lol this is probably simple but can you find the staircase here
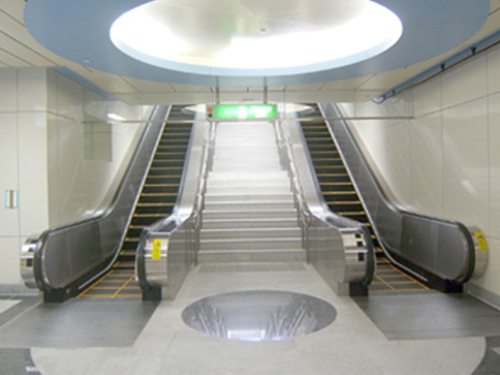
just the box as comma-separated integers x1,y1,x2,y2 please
198,122,306,263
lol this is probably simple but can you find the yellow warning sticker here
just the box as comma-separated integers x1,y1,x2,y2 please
474,232,488,252
152,239,162,260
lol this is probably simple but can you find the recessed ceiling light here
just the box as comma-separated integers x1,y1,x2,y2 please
109,0,403,76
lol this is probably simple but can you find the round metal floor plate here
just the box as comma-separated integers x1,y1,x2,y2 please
181,290,337,342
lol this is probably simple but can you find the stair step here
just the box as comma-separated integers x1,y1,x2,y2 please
204,193,294,203
202,209,297,220
205,186,292,195
198,249,306,263
200,227,302,240
203,201,295,211
207,179,290,189
200,237,302,250
207,171,289,179
202,218,299,229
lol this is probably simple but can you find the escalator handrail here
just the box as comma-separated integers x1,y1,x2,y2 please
321,102,485,283
25,105,170,292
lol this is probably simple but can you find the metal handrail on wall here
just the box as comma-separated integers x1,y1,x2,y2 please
320,102,488,290
20,106,171,301
275,118,375,295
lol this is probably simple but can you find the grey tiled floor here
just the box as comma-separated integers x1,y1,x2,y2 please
353,292,500,340
0,263,497,375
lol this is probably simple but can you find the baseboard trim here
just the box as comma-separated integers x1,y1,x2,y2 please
468,283,500,311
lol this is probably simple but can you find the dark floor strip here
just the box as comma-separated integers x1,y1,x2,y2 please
0,299,158,348
472,336,500,374
353,293,500,341
0,298,40,330
0,349,41,375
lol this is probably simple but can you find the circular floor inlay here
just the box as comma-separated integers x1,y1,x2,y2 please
181,290,337,342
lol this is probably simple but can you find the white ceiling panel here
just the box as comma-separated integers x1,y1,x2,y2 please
0,48,32,67
0,13,61,67
0,32,55,66
0,3,24,24
169,84,212,93
120,77,176,93
285,83,327,92
68,67,140,95
320,76,373,91
490,0,500,12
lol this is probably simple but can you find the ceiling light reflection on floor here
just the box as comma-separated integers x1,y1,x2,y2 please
110,0,403,76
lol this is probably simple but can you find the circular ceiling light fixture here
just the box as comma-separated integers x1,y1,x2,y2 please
110,0,403,77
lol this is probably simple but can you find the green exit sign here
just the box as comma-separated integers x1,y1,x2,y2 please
207,104,277,120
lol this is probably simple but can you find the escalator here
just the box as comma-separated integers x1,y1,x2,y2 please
298,103,486,293
78,106,194,298
299,105,427,293
299,105,379,252
21,105,195,301
117,110,193,269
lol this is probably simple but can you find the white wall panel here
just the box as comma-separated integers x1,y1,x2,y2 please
487,45,500,95
442,98,489,232
47,114,60,227
0,113,19,235
489,93,500,240
47,70,58,114
18,68,47,111
441,55,488,109
382,122,412,205
409,113,443,216
0,113,18,186
413,77,441,117
57,75,83,122
18,112,49,235
0,69,17,112
55,116,87,225
0,237,22,284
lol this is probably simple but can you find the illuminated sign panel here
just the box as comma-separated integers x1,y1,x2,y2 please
207,104,277,120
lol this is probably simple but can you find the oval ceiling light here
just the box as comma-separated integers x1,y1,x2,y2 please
110,0,403,76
